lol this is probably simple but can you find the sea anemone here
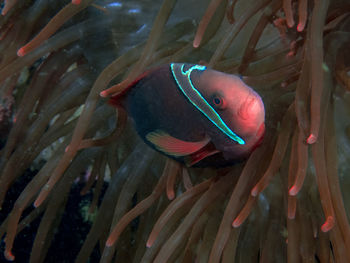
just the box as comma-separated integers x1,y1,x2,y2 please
0,0,350,262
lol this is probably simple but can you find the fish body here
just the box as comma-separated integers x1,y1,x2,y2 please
109,63,265,167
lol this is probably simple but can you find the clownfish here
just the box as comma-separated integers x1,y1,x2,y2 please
108,63,265,167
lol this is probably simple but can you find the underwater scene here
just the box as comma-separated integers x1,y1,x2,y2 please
0,0,350,262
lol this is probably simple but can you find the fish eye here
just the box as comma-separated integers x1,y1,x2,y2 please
212,94,226,110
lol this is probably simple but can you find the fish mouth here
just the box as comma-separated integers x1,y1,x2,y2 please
237,122,265,155
255,122,265,144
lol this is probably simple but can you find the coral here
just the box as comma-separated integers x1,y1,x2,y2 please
0,0,350,262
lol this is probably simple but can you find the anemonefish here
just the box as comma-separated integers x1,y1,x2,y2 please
108,63,265,167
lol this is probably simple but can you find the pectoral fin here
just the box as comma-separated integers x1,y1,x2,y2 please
146,130,210,157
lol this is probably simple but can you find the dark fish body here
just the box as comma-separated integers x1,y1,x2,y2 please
109,63,265,167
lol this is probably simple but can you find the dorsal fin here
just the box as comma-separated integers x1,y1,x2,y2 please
108,70,151,107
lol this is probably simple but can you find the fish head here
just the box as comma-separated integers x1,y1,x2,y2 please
196,69,265,157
